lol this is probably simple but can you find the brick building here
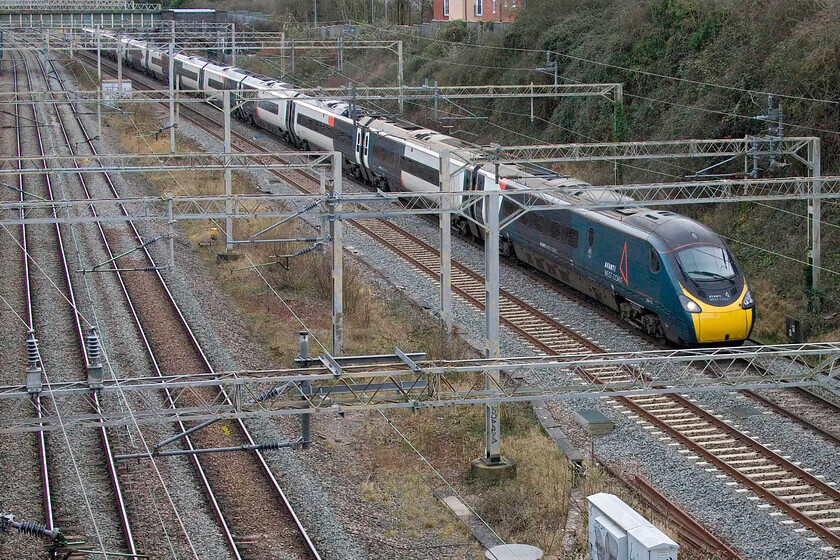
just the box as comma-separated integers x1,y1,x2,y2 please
432,0,518,22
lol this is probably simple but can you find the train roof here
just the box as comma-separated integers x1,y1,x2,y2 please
607,208,723,251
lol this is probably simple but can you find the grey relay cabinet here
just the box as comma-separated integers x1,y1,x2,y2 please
588,493,678,560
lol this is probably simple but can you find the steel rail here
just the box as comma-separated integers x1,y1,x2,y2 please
68,45,321,560
34,44,241,560
10,48,55,538
19,44,139,558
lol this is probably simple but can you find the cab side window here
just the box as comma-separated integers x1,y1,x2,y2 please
650,247,660,273
588,228,594,247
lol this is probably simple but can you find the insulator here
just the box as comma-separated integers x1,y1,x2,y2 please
254,384,283,402
0,514,62,541
86,327,101,367
26,331,40,370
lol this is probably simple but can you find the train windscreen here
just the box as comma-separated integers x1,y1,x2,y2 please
676,245,735,281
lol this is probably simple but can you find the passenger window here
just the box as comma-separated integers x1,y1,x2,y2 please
565,228,579,248
588,228,594,247
650,248,660,273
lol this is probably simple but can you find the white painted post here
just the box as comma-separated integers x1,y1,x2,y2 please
168,198,175,269
530,81,534,122
397,40,404,114
117,37,122,94
330,153,344,354
439,150,452,336
224,90,233,253
169,36,175,154
231,23,236,66
484,181,501,463
320,169,328,249
809,137,822,293
280,32,286,78
96,27,102,142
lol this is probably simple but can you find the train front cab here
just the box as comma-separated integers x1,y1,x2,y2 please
666,243,755,345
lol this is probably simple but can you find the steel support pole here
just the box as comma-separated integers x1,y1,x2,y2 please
397,41,404,115
433,81,439,120
299,331,312,449
280,33,285,78
168,39,175,154
530,82,534,123
231,23,236,66
809,137,822,293
168,198,175,269
338,36,343,73
439,150,452,336
319,168,327,249
484,187,501,463
290,39,295,76
117,39,122,93
96,27,102,142
330,154,343,354
224,90,233,253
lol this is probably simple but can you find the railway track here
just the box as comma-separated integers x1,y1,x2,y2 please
12,46,133,558
18,40,322,559
68,40,840,555
351,220,840,550
0,46,55,560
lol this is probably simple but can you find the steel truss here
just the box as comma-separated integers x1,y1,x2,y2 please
0,0,160,10
0,174,832,227
0,343,837,434
2,151,333,177
0,84,619,105
487,137,816,165
2,33,398,53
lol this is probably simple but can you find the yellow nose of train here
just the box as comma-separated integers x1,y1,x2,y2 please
682,285,754,343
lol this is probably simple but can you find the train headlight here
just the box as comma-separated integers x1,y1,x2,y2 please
679,295,702,314
742,288,754,309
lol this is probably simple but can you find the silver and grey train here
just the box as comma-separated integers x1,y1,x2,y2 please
81,28,755,346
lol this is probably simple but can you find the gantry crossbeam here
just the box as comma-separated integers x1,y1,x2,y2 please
2,151,334,176
486,137,816,165
1,36,397,52
0,84,620,105
302,83,621,103
0,175,832,227
0,0,161,10
0,344,837,433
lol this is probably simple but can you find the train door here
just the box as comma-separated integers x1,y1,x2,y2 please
198,63,208,94
645,243,664,308
354,127,371,182
285,100,300,147
235,78,250,120
461,165,483,238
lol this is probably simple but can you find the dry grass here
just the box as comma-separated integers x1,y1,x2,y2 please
353,402,578,556
475,427,572,553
